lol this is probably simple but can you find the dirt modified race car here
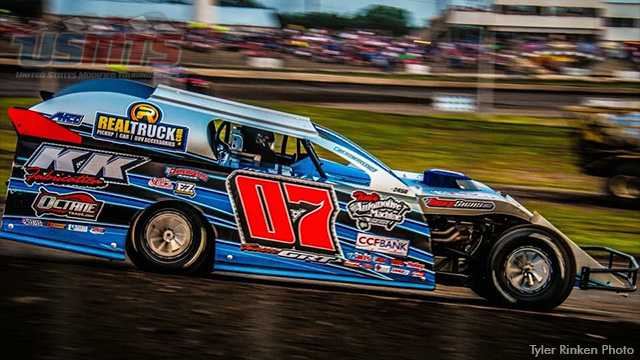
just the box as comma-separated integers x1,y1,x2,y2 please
1,79,637,310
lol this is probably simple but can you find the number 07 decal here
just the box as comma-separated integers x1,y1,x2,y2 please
227,171,342,257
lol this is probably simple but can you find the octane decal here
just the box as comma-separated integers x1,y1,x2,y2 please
422,197,495,211
227,170,341,258
355,233,410,257
31,188,104,221
24,144,148,188
347,191,410,231
93,101,189,152
165,167,208,182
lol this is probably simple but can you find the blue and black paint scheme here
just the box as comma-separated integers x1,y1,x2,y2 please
0,79,436,290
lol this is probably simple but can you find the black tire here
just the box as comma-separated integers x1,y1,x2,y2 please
484,226,576,311
127,204,213,275
606,163,640,202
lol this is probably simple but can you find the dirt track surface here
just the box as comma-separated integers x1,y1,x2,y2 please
1,241,638,360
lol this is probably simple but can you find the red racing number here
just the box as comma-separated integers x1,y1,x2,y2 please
228,171,341,256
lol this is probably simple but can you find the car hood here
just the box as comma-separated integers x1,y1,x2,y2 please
393,169,533,221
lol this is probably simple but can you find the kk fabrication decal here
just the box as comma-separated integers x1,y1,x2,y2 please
23,144,148,188
93,102,189,152
347,191,410,231
32,188,104,221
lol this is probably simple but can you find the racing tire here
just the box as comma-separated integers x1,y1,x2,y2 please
606,164,640,202
484,226,576,311
127,205,213,275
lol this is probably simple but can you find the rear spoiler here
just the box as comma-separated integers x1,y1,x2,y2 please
8,108,81,144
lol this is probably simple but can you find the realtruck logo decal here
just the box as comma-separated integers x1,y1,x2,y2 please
347,191,410,231
93,102,189,152
11,16,182,67
32,188,104,221
24,144,148,189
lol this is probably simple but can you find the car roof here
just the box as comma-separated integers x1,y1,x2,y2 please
50,79,319,140
150,84,318,139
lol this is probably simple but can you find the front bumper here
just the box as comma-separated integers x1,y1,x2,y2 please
578,246,639,292
531,212,639,293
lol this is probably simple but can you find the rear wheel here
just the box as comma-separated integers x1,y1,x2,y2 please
483,226,576,311
128,205,213,275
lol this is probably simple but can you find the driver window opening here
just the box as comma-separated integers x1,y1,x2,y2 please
208,120,313,177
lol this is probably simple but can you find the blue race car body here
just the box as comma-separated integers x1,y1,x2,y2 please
1,79,636,309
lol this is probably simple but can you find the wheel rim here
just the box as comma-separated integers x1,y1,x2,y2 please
504,246,553,294
609,175,640,199
144,211,193,259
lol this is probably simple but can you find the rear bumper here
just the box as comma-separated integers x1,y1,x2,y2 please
578,246,638,292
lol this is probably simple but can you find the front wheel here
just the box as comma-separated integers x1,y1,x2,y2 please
128,205,213,275
485,226,576,311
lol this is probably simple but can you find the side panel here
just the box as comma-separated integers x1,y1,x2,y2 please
1,95,436,290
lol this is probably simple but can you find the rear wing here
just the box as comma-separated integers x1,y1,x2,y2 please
8,108,81,144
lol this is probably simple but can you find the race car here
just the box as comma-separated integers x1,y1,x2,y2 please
1,79,637,311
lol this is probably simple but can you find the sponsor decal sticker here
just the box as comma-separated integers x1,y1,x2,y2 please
48,112,84,126
278,250,338,264
360,263,374,269
422,197,495,211
390,268,410,276
67,224,88,233
90,227,106,235
148,177,174,190
24,144,148,189
93,102,189,152
241,243,279,254
32,188,104,221
343,260,361,268
174,181,196,197
374,264,391,273
240,244,338,264
412,271,425,278
390,259,405,267
347,191,410,231
373,256,387,264
332,146,377,173
21,218,43,227
165,167,208,182
406,261,425,270
347,252,372,262
45,222,66,229
355,233,410,257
